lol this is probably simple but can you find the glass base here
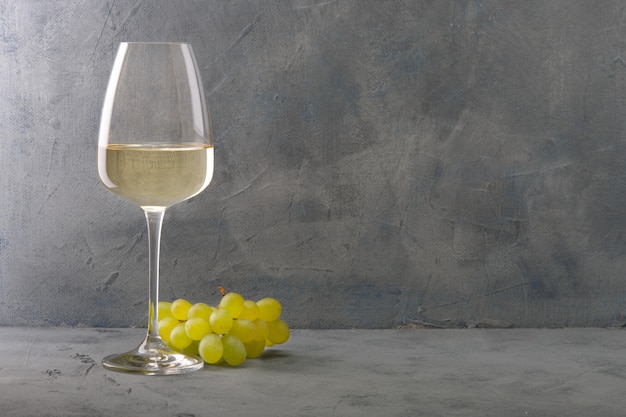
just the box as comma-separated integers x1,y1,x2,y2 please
102,335,204,375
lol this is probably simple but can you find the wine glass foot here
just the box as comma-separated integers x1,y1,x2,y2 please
102,337,203,375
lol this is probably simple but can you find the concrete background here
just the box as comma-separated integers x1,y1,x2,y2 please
1,0,626,329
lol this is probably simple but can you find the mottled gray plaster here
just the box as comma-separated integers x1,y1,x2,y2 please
1,1,626,328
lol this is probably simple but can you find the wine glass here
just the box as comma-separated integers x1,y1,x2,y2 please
97,42,213,375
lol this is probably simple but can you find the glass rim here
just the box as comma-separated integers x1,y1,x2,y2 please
120,41,191,46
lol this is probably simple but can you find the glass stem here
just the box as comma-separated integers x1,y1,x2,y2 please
144,207,166,339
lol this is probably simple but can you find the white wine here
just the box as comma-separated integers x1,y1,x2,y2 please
98,143,214,208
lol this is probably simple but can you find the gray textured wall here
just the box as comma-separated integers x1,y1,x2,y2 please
1,0,626,329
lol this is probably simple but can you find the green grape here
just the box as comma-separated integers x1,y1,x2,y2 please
170,322,193,350
228,319,255,343
267,319,290,344
256,297,282,322
158,317,180,343
187,302,214,321
162,292,288,362
158,301,174,320
253,318,269,341
244,339,265,358
209,308,233,334
198,333,223,364
219,292,245,318
180,340,200,356
238,300,260,320
185,317,211,340
171,298,193,321
222,335,246,366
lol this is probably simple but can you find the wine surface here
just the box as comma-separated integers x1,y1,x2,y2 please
99,143,214,208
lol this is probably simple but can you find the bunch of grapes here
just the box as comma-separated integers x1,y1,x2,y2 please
157,290,290,366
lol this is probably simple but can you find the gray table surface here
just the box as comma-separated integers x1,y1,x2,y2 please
0,327,624,416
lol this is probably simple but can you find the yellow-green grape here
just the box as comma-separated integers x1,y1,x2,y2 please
169,322,193,350
180,340,200,356
170,298,193,321
228,319,255,343
256,297,282,322
265,339,275,348
199,333,223,364
158,301,174,320
222,335,246,366
209,308,233,334
238,300,260,320
158,317,180,343
244,339,265,358
267,319,290,344
187,302,214,321
219,292,245,318
185,317,211,341
253,318,269,341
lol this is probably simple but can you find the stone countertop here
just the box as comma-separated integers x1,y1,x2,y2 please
0,327,624,416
